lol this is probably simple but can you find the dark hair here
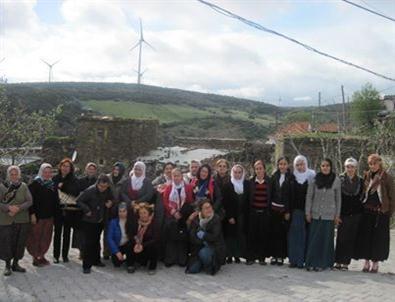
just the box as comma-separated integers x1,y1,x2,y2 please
58,158,75,175
97,173,110,184
198,199,212,211
197,164,212,180
277,156,290,165
163,162,176,172
321,158,333,170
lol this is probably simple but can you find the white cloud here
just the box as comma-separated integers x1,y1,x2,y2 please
0,0,394,106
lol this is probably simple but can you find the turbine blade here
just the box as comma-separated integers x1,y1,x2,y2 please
143,40,155,51
41,59,51,66
52,59,61,66
130,41,140,51
0,57,5,64
140,18,143,40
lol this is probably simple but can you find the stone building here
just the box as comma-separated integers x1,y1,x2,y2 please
75,115,159,170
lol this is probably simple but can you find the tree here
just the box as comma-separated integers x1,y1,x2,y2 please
350,83,383,130
0,86,56,165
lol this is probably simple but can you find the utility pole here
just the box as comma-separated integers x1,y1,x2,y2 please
318,91,321,108
341,85,346,132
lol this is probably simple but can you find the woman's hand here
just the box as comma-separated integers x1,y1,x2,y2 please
31,214,37,225
134,244,143,254
228,218,236,224
284,213,290,221
86,211,92,217
116,252,124,261
335,216,342,226
174,212,182,220
305,214,312,223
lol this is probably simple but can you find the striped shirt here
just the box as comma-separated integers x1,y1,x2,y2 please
252,178,268,209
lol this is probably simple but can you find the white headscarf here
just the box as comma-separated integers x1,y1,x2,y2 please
37,163,53,180
231,164,245,195
169,180,186,211
130,161,146,191
6,165,21,182
344,157,358,167
293,155,316,185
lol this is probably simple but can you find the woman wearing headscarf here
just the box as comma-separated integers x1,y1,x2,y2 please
334,158,364,270
288,155,315,269
191,164,223,217
26,163,59,267
305,158,341,271
269,157,294,266
222,164,249,264
0,166,32,276
121,161,154,207
108,162,128,204
79,162,98,192
162,168,194,266
245,160,272,265
355,154,395,273
53,158,82,263
186,200,226,275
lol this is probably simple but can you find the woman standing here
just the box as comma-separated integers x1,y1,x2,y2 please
356,154,395,273
214,159,230,194
245,160,271,265
334,158,363,270
222,164,249,264
0,166,32,276
186,200,226,275
152,162,175,192
269,157,294,266
79,162,98,192
162,168,195,267
53,158,81,263
108,162,128,205
27,163,58,267
191,164,222,216
305,158,341,271
120,161,154,206
288,155,315,268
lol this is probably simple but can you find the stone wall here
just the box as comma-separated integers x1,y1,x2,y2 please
75,116,159,170
173,136,246,150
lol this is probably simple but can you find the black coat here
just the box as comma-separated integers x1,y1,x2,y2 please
269,170,295,212
28,180,59,220
79,176,97,192
126,213,160,249
188,214,226,274
76,185,114,224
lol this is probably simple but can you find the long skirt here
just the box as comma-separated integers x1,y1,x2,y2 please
270,210,288,259
246,208,271,261
163,217,189,266
26,218,54,259
0,223,31,261
224,214,246,258
288,209,307,267
355,210,390,262
335,214,361,265
305,219,334,269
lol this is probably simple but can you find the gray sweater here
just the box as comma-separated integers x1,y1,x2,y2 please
305,177,341,220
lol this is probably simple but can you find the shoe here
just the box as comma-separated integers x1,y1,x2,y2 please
94,262,106,267
270,258,277,265
246,260,254,265
33,259,44,267
54,258,60,264
341,265,348,271
62,257,69,263
41,258,50,266
313,267,323,272
362,264,370,273
334,264,341,270
259,259,267,266
148,269,156,275
226,257,233,264
12,263,26,273
3,267,11,276
277,259,284,266
83,268,91,274
127,266,136,274
306,267,313,271
234,257,241,264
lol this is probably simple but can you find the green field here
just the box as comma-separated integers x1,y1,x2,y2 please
83,100,274,125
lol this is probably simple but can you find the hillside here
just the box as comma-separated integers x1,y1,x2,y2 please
3,82,281,140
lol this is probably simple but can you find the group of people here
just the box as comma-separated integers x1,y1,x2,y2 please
0,153,394,277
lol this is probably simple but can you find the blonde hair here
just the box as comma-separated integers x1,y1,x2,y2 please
216,159,230,169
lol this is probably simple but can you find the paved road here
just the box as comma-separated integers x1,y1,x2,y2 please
1,231,394,302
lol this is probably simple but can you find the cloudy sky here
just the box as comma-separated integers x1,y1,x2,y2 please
0,0,394,106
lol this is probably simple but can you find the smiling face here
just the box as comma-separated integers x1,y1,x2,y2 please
172,169,183,185
42,167,53,181
201,202,213,218
112,166,120,177
216,161,228,177
86,165,97,177
254,162,265,179
138,208,151,222
345,164,356,177
199,167,209,181
278,159,289,174
232,166,243,180
60,162,71,176
320,160,331,175
368,160,380,173
164,164,174,178
9,168,20,183
190,162,200,177
295,159,306,173
134,165,143,177
97,182,109,192
118,207,128,220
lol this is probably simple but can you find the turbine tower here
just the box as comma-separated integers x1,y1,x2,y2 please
41,59,60,83
130,19,154,84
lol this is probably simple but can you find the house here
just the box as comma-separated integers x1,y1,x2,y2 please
383,95,395,112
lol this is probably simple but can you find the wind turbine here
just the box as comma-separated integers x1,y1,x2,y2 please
0,57,5,64
130,19,155,84
41,59,60,83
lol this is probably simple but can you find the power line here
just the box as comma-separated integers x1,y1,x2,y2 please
341,0,395,22
196,0,395,82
